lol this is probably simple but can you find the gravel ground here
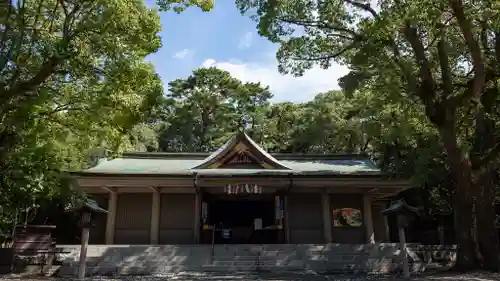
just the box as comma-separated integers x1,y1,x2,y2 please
1,271,500,281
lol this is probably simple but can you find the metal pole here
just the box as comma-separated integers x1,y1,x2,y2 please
78,212,91,280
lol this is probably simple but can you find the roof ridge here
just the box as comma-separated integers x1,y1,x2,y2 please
122,152,209,159
122,151,371,160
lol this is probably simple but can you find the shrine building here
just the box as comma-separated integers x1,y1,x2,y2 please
71,131,412,245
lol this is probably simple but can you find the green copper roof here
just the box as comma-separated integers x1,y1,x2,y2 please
75,132,382,177
78,156,381,176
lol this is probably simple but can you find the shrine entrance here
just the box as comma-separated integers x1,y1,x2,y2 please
201,193,284,244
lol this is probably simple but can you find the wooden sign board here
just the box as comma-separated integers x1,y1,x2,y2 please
225,184,262,195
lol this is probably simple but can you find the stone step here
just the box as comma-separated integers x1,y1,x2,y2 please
213,258,257,262
55,244,455,277
202,266,255,272
212,255,255,260
211,261,256,265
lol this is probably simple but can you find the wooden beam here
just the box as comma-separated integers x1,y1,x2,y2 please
101,186,116,193
147,186,160,193
373,193,397,199
76,177,194,188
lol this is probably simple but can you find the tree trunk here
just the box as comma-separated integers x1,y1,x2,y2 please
440,126,479,271
475,169,500,271
472,89,500,271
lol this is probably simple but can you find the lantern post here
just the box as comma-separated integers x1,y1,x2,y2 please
381,199,420,280
67,198,107,280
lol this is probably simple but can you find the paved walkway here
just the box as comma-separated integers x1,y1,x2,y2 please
2,271,499,281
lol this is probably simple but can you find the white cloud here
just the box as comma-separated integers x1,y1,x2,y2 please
238,32,254,50
172,48,194,60
201,57,349,102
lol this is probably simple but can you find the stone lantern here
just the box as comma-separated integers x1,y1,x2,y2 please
381,199,420,279
66,198,107,280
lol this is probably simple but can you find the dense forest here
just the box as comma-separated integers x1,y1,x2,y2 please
1,0,499,272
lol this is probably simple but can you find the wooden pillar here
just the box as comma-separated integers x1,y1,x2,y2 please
194,192,201,244
284,195,290,244
363,194,375,244
321,189,332,243
105,189,117,244
437,215,445,245
150,187,160,244
275,194,285,243
384,214,391,242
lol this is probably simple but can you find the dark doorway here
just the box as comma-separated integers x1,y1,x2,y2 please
205,196,280,244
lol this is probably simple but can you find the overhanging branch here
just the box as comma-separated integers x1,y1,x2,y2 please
403,24,437,101
277,17,359,38
452,68,500,106
343,0,379,19
449,0,486,99
2,56,60,100
1,0,84,103
438,37,453,97
290,41,358,62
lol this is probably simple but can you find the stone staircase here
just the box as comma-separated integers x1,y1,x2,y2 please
205,246,257,271
203,245,303,272
55,244,456,277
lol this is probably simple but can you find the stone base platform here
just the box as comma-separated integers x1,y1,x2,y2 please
55,244,456,277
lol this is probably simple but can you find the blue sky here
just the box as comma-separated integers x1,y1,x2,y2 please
144,1,349,102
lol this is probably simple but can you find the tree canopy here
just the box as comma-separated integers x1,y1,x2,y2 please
157,67,272,152
234,0,500,270
0,0,163,239
157,0,214,12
